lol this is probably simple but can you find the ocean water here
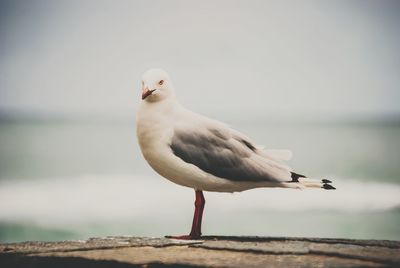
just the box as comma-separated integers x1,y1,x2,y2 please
0,119,399,243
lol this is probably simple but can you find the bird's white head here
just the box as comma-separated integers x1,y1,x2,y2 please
140,69,174,102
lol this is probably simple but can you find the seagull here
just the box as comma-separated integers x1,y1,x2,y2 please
136,68,335,240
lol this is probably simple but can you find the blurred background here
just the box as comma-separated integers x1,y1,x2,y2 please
0,0,399,243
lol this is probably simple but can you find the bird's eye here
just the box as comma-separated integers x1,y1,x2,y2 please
158,80,164,86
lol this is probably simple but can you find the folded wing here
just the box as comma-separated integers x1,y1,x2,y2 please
170,124,292,183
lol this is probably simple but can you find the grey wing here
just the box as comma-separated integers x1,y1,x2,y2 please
170,126,291,182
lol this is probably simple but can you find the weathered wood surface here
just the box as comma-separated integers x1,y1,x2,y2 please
1,236,399,267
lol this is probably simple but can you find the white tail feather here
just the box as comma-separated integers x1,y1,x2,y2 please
298,177,324,189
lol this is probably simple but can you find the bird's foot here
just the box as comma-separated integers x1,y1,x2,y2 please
165,234,202,240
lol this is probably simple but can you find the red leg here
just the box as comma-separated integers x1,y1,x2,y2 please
166,190,205,240
189,190,205,238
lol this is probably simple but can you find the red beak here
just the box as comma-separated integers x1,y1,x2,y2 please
142,87,155,100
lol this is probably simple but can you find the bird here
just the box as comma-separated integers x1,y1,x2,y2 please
136,68,335,240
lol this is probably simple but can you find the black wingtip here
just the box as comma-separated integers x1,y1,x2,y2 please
290,172,306,182
322,183,336,190
322,179,332,184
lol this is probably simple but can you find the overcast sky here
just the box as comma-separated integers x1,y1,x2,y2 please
0,0,399,121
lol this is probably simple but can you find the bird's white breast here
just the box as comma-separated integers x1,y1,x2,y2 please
136,99,194,187
136,100,175,159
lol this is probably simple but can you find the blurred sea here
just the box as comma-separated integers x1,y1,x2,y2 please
0,117,399,242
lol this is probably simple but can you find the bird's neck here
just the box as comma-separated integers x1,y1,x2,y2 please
141,95,181,115
137,96,181,132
